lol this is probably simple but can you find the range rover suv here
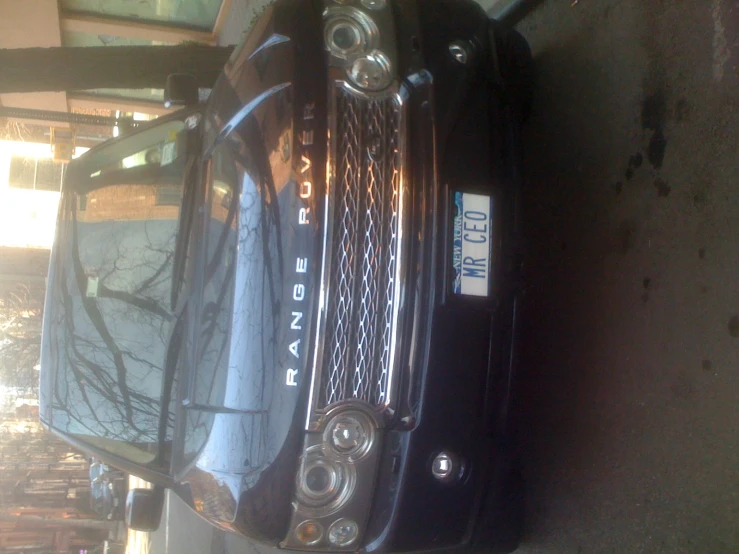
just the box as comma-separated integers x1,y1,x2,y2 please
39,0,532,552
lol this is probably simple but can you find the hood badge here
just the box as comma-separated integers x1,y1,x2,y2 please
286,102,316,388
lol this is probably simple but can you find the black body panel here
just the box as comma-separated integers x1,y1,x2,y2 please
177,0,330,542
363,1,524,551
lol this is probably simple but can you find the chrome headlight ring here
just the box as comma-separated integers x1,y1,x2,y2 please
328,518,360,547
324,6,379,60
323,4,397,92
296,446,357,514
347,50,393,91
323,410,376,461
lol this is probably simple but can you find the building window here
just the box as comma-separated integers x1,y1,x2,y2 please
9,157,66,192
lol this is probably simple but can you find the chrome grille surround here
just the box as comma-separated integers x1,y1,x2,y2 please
307,78,406,429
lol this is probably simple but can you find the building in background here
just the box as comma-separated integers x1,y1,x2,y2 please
0,411,117,554
0,0,233,118
0,140,90,249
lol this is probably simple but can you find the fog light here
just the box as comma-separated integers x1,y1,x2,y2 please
448,41,471,65
327,518,359,547
432,451,462,482
295,520,323,545
348,51,392,91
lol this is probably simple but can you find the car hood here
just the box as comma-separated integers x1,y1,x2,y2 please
177,0,327,542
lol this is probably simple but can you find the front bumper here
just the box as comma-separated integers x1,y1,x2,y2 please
359,1,523,551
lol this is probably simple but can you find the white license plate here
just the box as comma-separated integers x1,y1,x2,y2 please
452,192,493,297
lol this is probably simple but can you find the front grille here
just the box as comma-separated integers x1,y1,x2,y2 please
318,85,403,410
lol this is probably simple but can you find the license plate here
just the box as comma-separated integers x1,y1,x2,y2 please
452,192,493,297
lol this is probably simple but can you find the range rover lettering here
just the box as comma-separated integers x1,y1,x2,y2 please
39,0,533,552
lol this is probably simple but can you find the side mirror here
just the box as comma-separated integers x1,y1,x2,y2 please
125,486,166,532
164,74,198,108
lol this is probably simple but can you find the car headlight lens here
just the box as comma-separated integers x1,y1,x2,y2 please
328,518,359,547
296,448,356,511
324,411,374,460
295,520,324,545
324,7,379,60
298,458,339,506
305,462,335,496
348,51,392,91
282,407,379,550
325,18,363,59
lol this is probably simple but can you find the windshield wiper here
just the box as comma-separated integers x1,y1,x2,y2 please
170,132,204,310
155,304,186,463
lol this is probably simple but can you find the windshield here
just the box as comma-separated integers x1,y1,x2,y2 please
47,114,200,470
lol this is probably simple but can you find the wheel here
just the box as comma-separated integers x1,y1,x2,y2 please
489,21,534,123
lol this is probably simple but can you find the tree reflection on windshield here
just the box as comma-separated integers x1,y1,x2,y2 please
49,118,189,467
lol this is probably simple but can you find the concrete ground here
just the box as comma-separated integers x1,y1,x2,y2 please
149,1,739,554
514,0,739,552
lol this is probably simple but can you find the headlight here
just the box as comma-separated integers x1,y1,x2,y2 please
323,2,396,92
325,18,364,59
296,447,356,511
327,518,359,547
295,520,324,546
324,6,379,60
324,410,375,460
301,459,339,503
282,406,381,550
348,51,393,91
